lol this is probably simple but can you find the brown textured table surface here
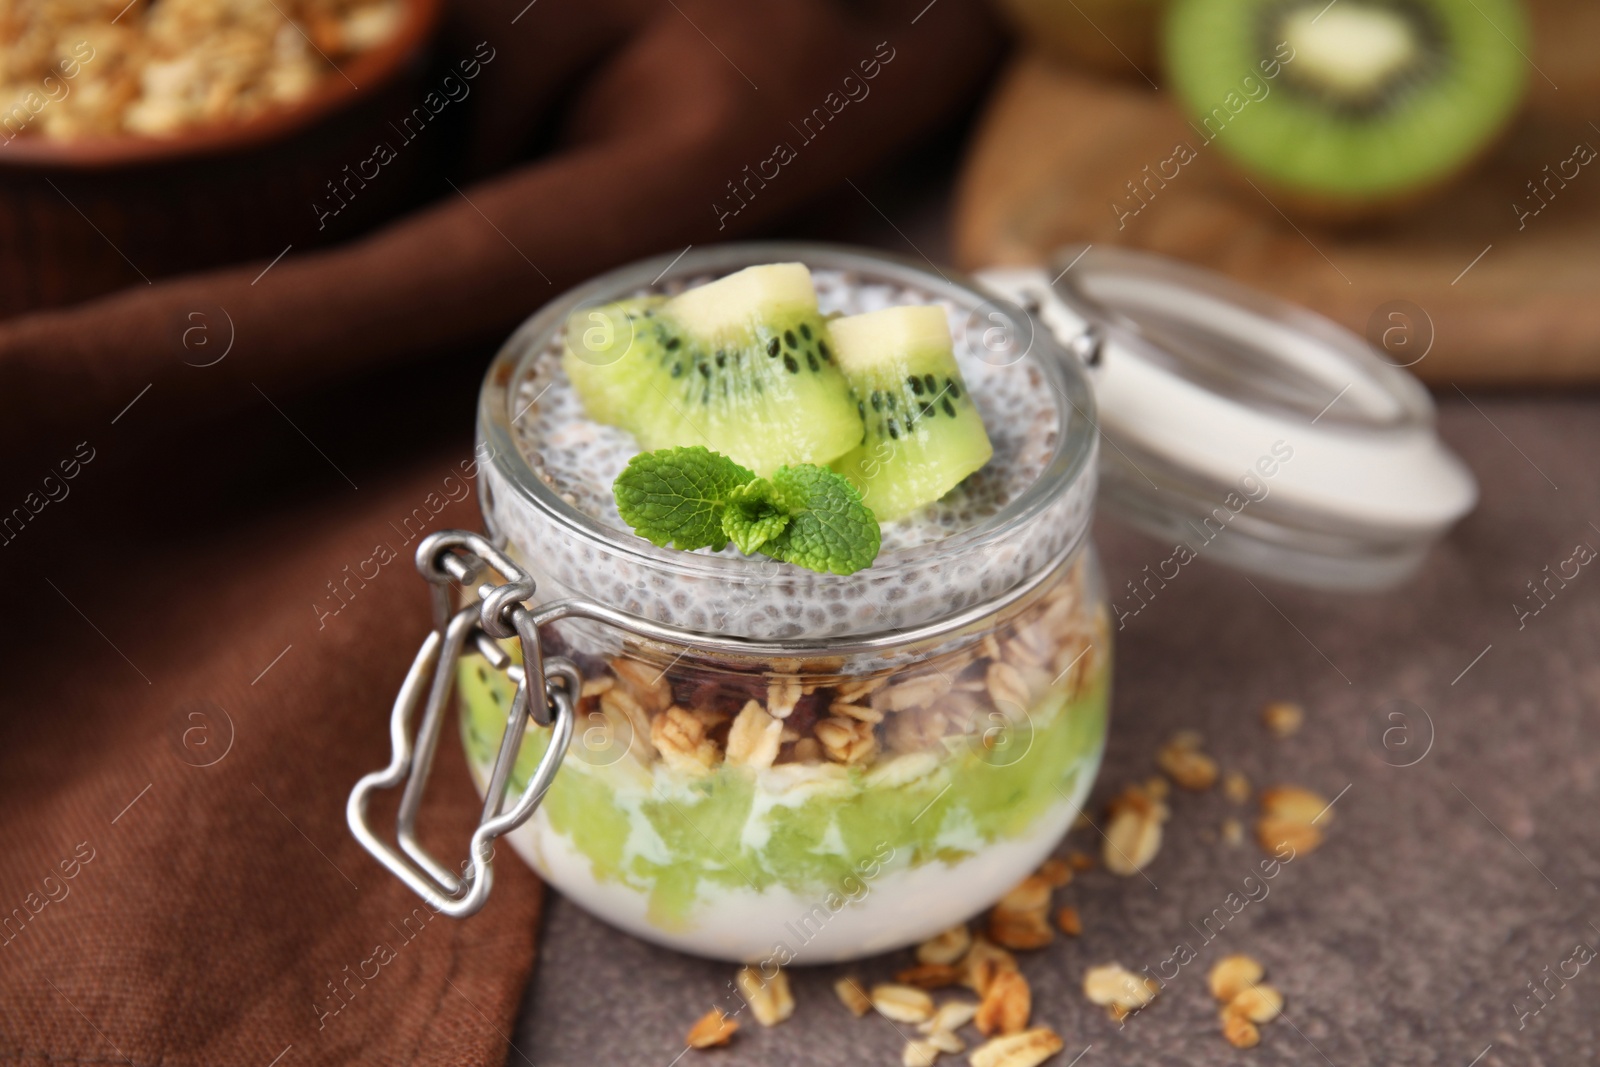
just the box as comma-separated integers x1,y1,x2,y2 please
511,394,1600,1067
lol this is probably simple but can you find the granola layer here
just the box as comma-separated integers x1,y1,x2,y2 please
458,555,1110,928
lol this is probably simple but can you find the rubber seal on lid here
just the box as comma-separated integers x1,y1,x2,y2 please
977,246,1477,590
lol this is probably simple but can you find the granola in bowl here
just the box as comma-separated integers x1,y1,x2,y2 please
0,0,405,140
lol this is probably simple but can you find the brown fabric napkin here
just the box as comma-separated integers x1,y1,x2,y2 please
0,0,998,468
0,2,1001,1063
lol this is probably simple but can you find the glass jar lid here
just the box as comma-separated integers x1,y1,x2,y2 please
976,246,1476,590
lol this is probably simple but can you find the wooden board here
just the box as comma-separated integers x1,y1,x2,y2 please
952,55,1600,385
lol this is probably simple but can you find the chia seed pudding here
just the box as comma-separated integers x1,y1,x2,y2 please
484,267,1097,643
460,247,1112,962
517,270,1059,554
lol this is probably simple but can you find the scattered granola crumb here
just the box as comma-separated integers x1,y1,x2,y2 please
1209,954,1285,1047
1229,984,1285,1024
1065,850,1095,871
1156,732,1219,791
896,963,964,989
1208,955,1264,1002
904,1038,942,1067
989,908,1053,951
975,969,1031,1036
834,976,872,1017
1054,905,1082,937
969,1028,1064,1067
917,925,973,966
920,1000,979,1035
687,1008,738,1048
1259,785,1331,825
1102,785,1167,876
1222,770,1252,805
960,937,1018,995
1256,816,1324,855
1221,1010,1261,1048
994,875,1052,915
1036,858,1072,888
987,913,1053,952
1221,817,1245,847
1082,963,1159,1012
1262,701,1304,739
1167,728,1204,749
1255,785,1331,855
735,966,794,1027
871,983,936,1023
987,874,1055,950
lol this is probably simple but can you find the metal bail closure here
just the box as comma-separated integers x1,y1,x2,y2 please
976,248,1478,591
346,530,576,918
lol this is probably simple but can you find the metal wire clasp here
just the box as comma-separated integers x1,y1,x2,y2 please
346,530,576,918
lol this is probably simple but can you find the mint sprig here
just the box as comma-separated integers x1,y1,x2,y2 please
614,446,881,575
722,480,792,555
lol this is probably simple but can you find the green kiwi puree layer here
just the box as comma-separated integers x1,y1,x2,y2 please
458,656,1108,928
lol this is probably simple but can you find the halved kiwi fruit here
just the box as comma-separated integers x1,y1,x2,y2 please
563,264,862,476
828,306,994,521
1163,0,1530,212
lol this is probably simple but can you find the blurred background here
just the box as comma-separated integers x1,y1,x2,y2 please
1,1,1595,1065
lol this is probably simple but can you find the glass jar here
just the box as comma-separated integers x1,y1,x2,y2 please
349,242,1476,964
467,245,1104,962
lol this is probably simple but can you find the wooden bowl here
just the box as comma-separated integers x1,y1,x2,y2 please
0,0,443,319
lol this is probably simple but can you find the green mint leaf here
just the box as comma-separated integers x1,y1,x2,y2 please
721,480,791,555
761,465,882,575
613,450,881,575
613,446,756,552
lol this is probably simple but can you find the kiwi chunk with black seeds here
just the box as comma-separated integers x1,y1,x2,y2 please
828,305,993,521
562,264,862,475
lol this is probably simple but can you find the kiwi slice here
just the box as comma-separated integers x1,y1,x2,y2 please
1164,0,1529,209
563,264,862,475
828,306,993,522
